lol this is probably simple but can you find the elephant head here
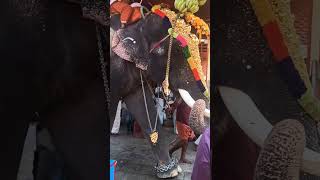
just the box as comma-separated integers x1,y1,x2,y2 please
110,10,210,117
110,14,150,70
140,11,210,117
214,0,320,178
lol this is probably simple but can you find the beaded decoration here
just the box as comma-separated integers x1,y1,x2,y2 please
152,7,210,99
250,0,320,121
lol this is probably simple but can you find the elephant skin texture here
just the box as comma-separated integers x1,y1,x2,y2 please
254,119,305,180
189,99,209,136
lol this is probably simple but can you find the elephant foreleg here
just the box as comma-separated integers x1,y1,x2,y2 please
45,81,107,180
123,87,178,172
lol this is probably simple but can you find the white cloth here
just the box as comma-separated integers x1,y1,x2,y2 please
194,134,203,145
130,2,141,8
110,0,116,5
111,100,122,134
173,109,178,134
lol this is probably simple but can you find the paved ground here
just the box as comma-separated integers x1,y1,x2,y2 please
110,125,197,180
17,122,196,180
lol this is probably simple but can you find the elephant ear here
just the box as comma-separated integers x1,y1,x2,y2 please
111,28,150,71
111,30,133,62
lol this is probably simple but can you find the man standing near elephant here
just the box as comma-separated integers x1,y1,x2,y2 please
168,97,195,164
155,86,166,125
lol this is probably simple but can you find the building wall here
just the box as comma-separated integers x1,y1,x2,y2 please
291,0,313,72
200,42,208,79
290,0,320,98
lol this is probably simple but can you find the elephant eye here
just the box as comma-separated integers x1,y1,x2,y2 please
122,37,136,44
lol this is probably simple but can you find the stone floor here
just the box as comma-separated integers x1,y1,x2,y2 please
110,126,197,180
18,124,196,180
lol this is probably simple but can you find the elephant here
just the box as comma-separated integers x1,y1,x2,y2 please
109,10,211,178
1,0,109,179
213,0,320,179
1,1,114,179
0,0,209,178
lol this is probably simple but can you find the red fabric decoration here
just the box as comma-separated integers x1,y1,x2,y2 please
192,69,201,81
176,35,188,47
154,9,166,19
262,21,289,62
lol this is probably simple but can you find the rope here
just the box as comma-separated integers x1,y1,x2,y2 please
140,70,159,131
149,34,170,53
140,6,150,19
162,15,179,96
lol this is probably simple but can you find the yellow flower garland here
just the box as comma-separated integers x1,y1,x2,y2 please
250,0,320,121
267,0,320,121
184,12,210,37
161,8,208,94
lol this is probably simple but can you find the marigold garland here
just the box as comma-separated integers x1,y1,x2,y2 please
250,0,320,121
267,0,320,121
184,12,210,37
152,6,210,99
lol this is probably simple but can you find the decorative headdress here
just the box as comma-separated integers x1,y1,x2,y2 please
151,6,210,99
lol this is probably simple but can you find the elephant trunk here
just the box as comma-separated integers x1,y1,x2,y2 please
188,99,209,136
254,119,305,180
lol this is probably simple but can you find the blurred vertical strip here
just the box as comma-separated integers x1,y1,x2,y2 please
290,0,313,74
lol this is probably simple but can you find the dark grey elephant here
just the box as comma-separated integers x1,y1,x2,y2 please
1,0,109,179
213,0,320,179
109,12,210,178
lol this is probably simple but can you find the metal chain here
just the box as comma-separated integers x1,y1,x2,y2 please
165,35,173,80
162,15,178,96
154,158,178,173
96,25,110,110
140,70,159,132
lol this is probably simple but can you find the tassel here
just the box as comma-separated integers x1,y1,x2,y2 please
276,57,307,98
182,47,191,59
196,80,206,93
176,35,187,47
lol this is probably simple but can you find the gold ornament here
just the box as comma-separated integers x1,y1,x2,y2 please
162,78,170,96
161,8,206,86
150,130,158,145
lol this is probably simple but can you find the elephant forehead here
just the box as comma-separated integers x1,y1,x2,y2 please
112,42,131,61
